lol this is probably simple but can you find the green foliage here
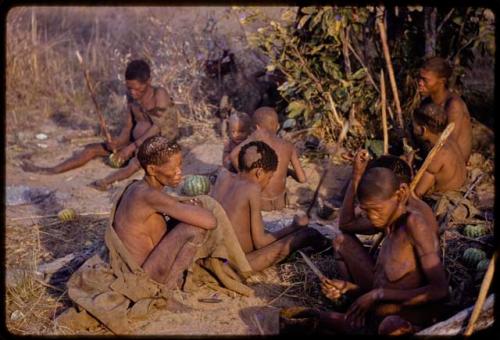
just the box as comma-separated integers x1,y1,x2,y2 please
237,6,495,147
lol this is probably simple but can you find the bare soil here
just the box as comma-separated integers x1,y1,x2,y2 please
5,114,352,336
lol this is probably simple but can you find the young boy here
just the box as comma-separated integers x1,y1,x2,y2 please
317,150,449,334
113,135,216,288
229,106,306,211
412,102,466,198
22,59,178,191
418,56,472,161
212,141,327,272
222,111,252,172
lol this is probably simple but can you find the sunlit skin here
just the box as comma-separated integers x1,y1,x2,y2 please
229,107,307,211
411,117,466,197
222,116,252,171
126,79,151,101
21,61,177,192
113,148,217,288
316,149,448,334
417,68,472,161
229,118,250,145
211,145,327,272
144,152,183,189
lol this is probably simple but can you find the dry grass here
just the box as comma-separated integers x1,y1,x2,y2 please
5,216,107,335
6,7,263,137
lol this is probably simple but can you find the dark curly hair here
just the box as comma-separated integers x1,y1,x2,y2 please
413,102,447,134
421,57,453,81
125,59,151,83
238,141,278,173
137,136,181,169
357,167,401,202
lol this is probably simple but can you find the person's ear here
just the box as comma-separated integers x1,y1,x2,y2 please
146,164,157,176
254,168,263,179
395,183,410,204
421,126,428,138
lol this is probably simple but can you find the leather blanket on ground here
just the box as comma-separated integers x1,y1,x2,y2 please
58,183,252,334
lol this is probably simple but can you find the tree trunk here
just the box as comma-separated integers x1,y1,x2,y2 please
424,7,437,57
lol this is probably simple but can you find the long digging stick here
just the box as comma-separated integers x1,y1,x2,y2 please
75,51,114,152
377,8,409,150
464,251,496,336
306,121,349,218
380,69,389,155
369,122,456,255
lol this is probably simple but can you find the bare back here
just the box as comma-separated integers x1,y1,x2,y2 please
433,140,466,192
113,181,169,266
444,94,472,161
211,169,257,253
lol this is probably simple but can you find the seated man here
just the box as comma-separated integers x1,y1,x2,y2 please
317,150,449,334
113,135,216,289
412,102,466,198
212,140,327,272
418,56,472,162
22,59,178,191
222,111,252,172
229,106,306,211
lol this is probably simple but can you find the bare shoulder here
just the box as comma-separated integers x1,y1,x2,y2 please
445,94,467,114
406,203,438,238
153,86,172,105
244,179,261,198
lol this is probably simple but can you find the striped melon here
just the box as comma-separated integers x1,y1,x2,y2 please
476,258,490,272
107,153,124,168
181,175,211,197
462,248,487,268
463,225,487,238
58,208,77,222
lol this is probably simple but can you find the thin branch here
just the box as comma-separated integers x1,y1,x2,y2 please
436,9,455,34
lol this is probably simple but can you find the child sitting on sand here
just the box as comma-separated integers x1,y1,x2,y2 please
229,106,306,211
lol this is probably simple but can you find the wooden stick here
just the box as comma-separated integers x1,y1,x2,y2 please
75,51,114,152
376,8,410,150
306,121,349,217
380,69,389,155
464,251,496,335
410,122,455,192
369,122,455,254
377,9,403,131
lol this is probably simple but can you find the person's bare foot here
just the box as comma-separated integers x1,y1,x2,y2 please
21,161,53,174
88,180,111,191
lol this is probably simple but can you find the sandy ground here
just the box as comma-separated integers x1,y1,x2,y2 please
5,115,353,335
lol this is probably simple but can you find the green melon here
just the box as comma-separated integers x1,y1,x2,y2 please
462,248,487,268
108,153,124,168
58,208,77,222
476,258,490,272
463,225,487,238
181,175,211,196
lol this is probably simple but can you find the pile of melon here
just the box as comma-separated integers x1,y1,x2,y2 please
460,224,491,273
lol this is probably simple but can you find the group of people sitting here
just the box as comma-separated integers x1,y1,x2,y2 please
24,56,473,335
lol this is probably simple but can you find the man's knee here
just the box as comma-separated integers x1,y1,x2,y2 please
332,232,346,252
378,315,414,335
182,224,207,245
